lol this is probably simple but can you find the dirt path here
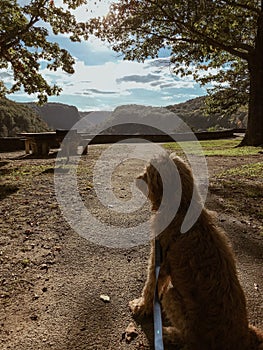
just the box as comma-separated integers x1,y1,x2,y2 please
0,145,262,350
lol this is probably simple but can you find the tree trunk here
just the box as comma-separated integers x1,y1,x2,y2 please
240,12,263,146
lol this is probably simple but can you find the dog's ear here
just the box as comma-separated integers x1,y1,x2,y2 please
136,171,149,197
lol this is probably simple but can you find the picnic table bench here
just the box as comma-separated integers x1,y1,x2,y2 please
17,132,58,156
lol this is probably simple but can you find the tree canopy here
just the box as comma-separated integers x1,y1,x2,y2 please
0,0,89,103
88,0,263,145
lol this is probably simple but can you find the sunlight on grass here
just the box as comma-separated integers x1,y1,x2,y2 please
7,164,54,179
164,138,262,156
216,162,263,178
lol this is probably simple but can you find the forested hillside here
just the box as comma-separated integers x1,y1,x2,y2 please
0,98,49,137
167,96,247,131
0,96,248,138
28,102,80,130
92,97,248,134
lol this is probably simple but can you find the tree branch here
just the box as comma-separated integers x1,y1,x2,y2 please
222,0,261,15
142,1,251,60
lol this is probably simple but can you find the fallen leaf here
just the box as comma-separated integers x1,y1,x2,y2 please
254,283,259,291
124,322,138,343
100,294,110,303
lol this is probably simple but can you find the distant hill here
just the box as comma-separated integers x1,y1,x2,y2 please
166,96,247,131
78,111,112,132
0,98,49,137
27,102,80,130
91,97,248,135
1,96,247,138
97,104,187,134
79,111,112,126
0,99,82,137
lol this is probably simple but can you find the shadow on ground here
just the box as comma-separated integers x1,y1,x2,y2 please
0,183,19,200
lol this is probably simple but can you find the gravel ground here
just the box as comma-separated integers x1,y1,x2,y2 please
0,145,262,350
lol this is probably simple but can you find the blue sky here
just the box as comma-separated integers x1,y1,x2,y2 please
7,1,207,111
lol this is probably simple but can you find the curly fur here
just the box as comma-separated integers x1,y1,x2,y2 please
129,153,263,350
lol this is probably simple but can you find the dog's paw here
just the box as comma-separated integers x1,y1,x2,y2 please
129,297,152,317
162,326,183,347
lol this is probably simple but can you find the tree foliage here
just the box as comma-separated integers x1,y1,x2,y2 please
88,1,258,62
203,59,249,120
0,0,89,103
88,0,263,145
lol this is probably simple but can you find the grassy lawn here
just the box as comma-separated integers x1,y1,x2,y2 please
164,137,262,156
216,162,263,178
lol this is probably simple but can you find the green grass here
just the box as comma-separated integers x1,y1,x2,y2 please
164,138,262,156
6,164,53,177
217,162,263,178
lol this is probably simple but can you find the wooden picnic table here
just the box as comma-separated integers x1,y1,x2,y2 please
17,132,57,156
17,130,80,156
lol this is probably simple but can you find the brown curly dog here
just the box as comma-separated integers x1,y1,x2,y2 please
129,153,263,350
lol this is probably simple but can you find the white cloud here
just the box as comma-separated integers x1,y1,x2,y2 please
53,0,113,22
161,96,174,101
6,54,206,110
71,0,113,20
41,57,181,95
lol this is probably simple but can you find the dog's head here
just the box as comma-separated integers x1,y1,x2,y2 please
136,153,197,213
136,160,163,211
